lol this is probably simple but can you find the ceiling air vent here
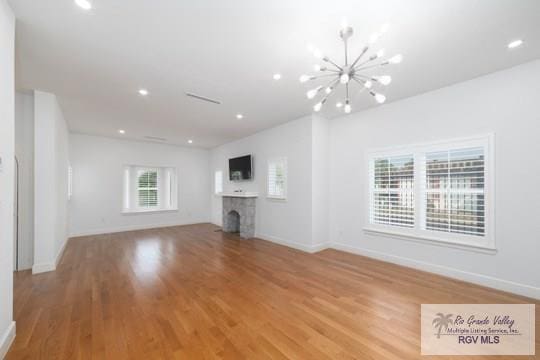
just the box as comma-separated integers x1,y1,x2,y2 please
185,92,221,105
143,136,167,141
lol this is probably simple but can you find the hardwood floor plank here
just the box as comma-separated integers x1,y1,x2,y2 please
7,223,539,359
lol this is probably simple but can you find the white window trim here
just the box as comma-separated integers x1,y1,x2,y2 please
267,157,288,200
364,133,495,252
122,165,178,214
214,169,223,195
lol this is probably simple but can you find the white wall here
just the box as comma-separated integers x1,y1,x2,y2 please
329,60,540,299
311,115,329,249
210,116,324,252
15,91,34,270
0,0,16,356
33,91,70,273
69,134,211,236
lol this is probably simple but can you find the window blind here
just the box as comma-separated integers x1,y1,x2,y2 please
422,147,485,236
268,158,287,199
215,170,223,194
370,155,414,228
137,169,159,208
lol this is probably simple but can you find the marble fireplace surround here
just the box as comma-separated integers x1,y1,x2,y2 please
222,193,257,239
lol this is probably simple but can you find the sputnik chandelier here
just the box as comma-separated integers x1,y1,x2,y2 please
300,22,402,113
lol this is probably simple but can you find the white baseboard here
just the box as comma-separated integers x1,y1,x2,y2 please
311,242,330,253
0,321,15,359
255,233,329,254
32,236,69,275
69,221,209,238
55,238,68,267
32,262,55,274
331,242,540,300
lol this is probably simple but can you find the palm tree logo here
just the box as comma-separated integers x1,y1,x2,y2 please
432,313,453,339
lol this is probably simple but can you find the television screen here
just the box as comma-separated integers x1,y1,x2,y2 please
229,155,252,181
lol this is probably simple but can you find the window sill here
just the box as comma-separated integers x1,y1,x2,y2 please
363,226,497,255
267,196,287,201
122,208,178,215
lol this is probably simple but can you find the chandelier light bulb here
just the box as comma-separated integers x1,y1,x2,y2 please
299,74,311,83
373,92,386,104
377,75,392,85
325,86,333,94
388,54,403,64
313,48,323,59
313,102,323,112
364,80,373,89
508,39,523,49
376,49,385,58
341,17,349,29
344,103,352,113
336,102,343,108
313,64,321,71
340,73,350,84
306,86,322,99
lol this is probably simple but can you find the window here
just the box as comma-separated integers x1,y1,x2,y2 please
214,170,223,194
68,165,73,200
137,169,159,208
267,158,287,199
123,165,177,213
422,147,485,237
367,135,494,250
370,154,414,228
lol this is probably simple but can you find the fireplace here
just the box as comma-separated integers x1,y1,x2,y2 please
225,210,240,233
222,193,257,239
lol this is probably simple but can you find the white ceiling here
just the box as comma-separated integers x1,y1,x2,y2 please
10,0,540,148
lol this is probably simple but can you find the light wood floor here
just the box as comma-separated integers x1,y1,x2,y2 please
7,223,539,359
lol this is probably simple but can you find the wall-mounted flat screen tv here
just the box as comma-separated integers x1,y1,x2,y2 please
229,155,252,181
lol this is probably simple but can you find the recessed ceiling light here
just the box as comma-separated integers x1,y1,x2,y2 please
273,73,282,80
74,0,92,10
336,102,343,108
236,114,243,119
138,89,149,96
118,129,125,134
508,39,523,49
188,139,193,144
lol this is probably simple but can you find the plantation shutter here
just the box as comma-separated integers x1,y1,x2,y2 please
268,158,287,199
215,170,223,194
422,147,485,236
370,154,414,227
